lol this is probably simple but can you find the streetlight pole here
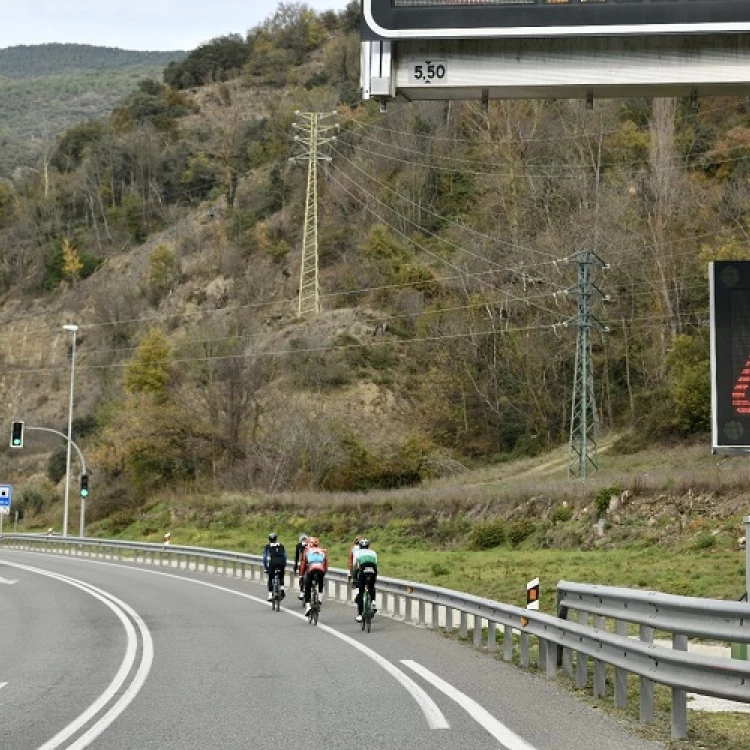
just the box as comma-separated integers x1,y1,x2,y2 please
62,324,78,537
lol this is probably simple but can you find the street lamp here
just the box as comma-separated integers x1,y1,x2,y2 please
62,324,78,537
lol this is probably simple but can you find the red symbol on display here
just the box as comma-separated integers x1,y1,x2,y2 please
732,356,750,414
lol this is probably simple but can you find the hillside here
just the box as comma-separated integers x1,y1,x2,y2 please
0,44,185,176
0,44,184,79
0,2,745,534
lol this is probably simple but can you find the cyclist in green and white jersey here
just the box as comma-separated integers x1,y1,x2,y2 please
353,539,378,623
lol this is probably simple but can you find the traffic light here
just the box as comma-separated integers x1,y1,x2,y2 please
10,421,24,448
80,473,89,499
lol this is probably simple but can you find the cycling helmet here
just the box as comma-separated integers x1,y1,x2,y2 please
359,539,370,549
269,533,277,542
299,533,308,543
309,537,319,547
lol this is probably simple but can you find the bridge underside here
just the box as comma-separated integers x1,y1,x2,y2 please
362,34,750,101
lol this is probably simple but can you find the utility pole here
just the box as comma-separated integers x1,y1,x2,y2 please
565,251,609,479
289,111,338,317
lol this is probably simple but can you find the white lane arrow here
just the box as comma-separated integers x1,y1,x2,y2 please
0,576,18,584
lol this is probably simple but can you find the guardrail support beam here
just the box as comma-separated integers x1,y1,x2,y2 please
593,615,606,698
671,634,688,739
488,621,497,653
520,631,530,667
614,620,628,709
640,625,655,724
473,617,483,648
503,625,513,662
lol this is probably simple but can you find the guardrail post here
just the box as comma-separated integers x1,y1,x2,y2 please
614,620,628,709
671,633,688,740
473,617,483,648
520,631,530,667
593,615,606,698
576,650,588,689
639,625,655,723
460,611,468,639
546,640,558,678
503,625,513,662
539,638,548,672
431,602,439,630
444,606,453,631
488,621,497,653
393,592,401,619
405,597,413,624
563,643,573,678
417,600,426,626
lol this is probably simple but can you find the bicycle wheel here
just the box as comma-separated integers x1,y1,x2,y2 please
361,591,369,631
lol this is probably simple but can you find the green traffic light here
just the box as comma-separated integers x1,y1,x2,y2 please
80,489,89,498
12,439,20,446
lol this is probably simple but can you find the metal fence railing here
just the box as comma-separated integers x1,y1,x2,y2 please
4,533,749,740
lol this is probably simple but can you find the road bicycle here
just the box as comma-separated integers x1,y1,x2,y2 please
271,569,284,612
307,573,322,626
361,573,375,633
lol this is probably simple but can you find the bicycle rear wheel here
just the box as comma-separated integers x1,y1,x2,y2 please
362,591,370,631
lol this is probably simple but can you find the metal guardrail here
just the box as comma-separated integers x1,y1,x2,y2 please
3,534,749,741
557,579,750,739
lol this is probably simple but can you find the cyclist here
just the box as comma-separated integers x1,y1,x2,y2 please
348,535,361,586
299,536,328,616
354,538,378,623
263,533,287,602
294,533,309,600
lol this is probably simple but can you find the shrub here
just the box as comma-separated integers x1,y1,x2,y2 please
507,519,536,547
47,448,68,484
551,504,573,523
694,534,717,550
595,485,622,518
431,563,450,577
468,519,505,550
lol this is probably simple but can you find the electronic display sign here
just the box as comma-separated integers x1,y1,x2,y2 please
364,0,750,39
710,261,750,451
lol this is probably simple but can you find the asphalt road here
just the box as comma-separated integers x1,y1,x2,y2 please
0,550,663,750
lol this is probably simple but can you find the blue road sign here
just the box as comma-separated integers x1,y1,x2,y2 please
0,485,12,515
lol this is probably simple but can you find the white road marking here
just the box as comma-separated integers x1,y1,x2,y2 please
5,553,449,732
1,561,153,750
402,659,538,750
0,576,18,584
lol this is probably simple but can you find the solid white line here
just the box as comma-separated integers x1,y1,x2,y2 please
2,561,152,750
5,553,449,732
402,660,538,750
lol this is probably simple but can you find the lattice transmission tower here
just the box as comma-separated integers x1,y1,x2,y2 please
565,251,609,479
289,111,338,317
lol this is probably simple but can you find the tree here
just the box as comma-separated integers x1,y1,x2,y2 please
124,328,172,398
61,237,83,282
145,245,180,305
